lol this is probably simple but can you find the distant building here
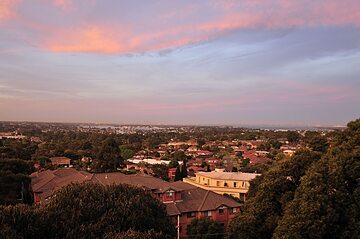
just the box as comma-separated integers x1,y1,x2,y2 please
0,132,26,139
183,171,260,201
49,157,71,167
31,168,241,239
128,158,170,165
283,149,295,157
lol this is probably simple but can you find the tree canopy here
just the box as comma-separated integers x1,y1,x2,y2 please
0,183,176,239
187,217,224,239
227,118,360,239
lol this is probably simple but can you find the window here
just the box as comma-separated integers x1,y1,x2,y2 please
187,212,196,218
233,182,237,187
216,181,220,186
166,191,173,197
240,193,246,202
218,206,225,214
242,181,246,188
224,182,228,187
203,211,212,217
229,208,237,214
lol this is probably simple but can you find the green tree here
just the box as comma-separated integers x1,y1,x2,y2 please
151,164,170,181
187,217,224,239
168,159,179,169
304,131,329,153
0,183,176,239
174,166,182,181
95,137,122,172
273,119,360,239
0,159,34,175
173,150,186,161
227,150,321,239
120,148,134,160
286,131,301,143
181,159,188,178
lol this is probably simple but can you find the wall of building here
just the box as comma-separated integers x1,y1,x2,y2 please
183,175,250,198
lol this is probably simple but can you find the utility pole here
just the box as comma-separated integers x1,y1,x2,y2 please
177,214,180,239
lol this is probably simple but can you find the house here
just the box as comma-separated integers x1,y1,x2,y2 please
195,150,214,158
31,169,241,239
183,171,260,201
127,158,170,165
31,168,92,203
283,149,295,157
49,157,71,167
187,166,205,176
168,167,177,180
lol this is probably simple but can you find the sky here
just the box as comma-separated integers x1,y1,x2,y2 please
0,0,359,126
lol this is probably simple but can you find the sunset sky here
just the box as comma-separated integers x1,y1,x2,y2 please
0,0,359,126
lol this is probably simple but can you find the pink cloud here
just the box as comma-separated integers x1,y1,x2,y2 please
46,25,130,54
0,0,18,22
36,0,360,54
53,0,72,10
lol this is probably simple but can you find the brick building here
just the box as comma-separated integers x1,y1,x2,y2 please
31,168,241,238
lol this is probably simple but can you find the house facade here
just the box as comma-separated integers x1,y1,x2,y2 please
183,171,260,201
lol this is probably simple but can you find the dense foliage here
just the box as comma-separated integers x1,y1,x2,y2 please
0,159,34,205
227,119,360,239
187,217,224,239
0,183,176,239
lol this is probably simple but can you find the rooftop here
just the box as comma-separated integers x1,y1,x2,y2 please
195,171,260,181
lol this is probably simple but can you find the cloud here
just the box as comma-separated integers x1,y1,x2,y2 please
46,25,127,54
9,0,360,54
0,0,18,22
53,0,72,10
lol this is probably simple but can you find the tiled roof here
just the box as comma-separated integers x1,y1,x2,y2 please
166,181,241,215
31,168,92,201
50,157,71,165
31,170,242,216
92,173,183,192
195,171,260,181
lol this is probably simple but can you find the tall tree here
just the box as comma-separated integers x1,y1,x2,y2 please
273,119,360,239
174,166,182,181
95,137,122,172
227,150,322,239
181,159,188,178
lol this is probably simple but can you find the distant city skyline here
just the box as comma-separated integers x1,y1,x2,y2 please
0,0,359,125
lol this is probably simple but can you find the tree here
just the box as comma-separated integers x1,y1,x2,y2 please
173,150,186,161
0,183,176,239
286,131,301,143
95,137,122,172
269,140,282,149
104,229,165,239
181,159,188,178
151,164,170,181
197,139,206,148
227,150,322,239
187,217,224,239
304,131,329,153
273,119,360,239
174,166,182,181
168,159,179,169
120,148,134,160
228,118,360,239
0,159,34,175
